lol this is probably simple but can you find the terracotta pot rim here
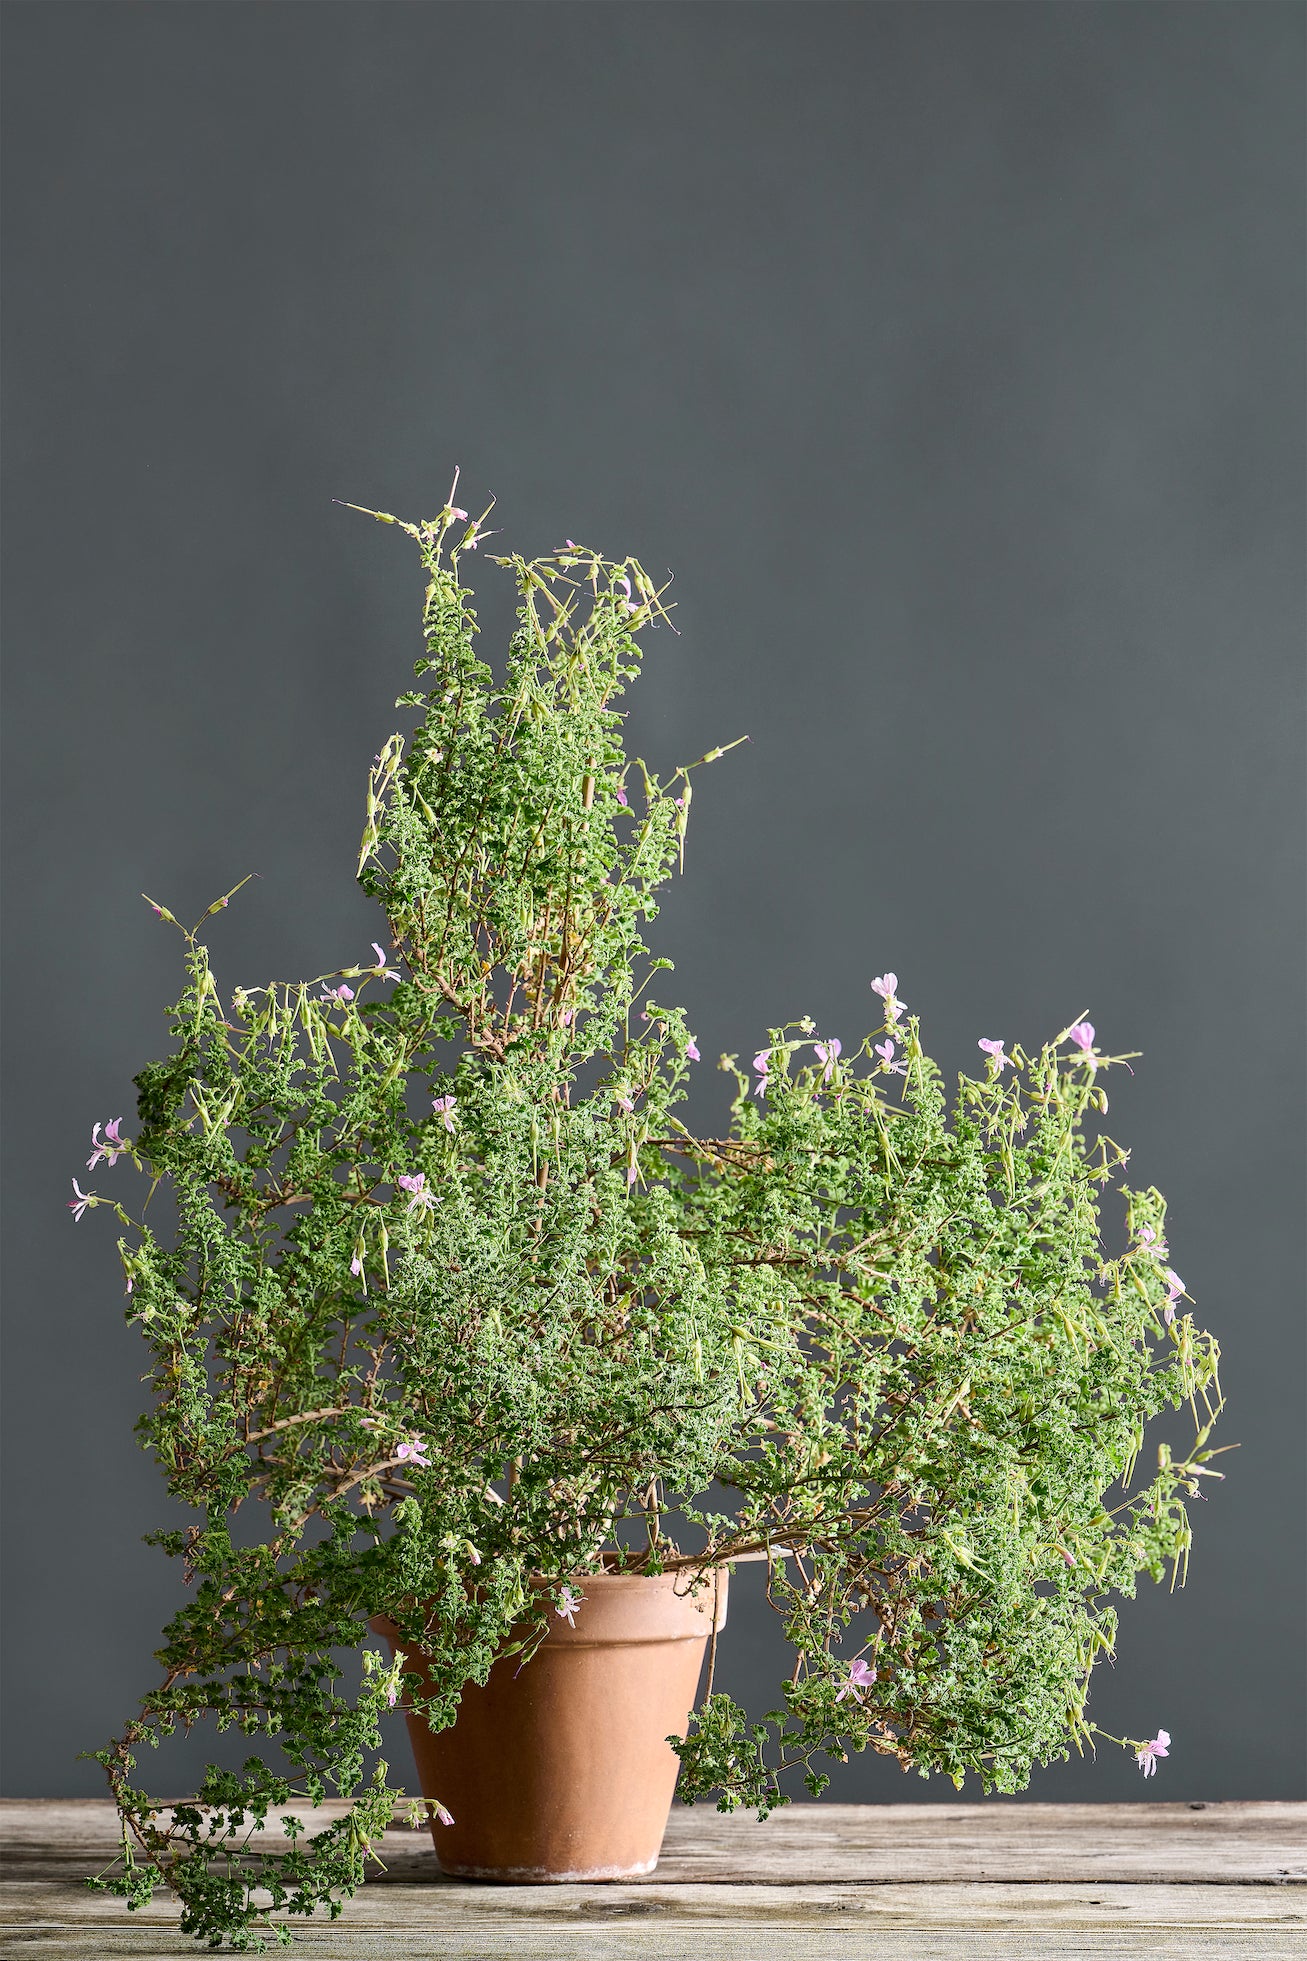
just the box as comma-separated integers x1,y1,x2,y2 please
368,1563,729,1639
370,1616,711,1651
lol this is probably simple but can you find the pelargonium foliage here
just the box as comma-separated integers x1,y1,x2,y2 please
80,491,1225,1949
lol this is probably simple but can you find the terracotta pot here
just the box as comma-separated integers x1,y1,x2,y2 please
370,1566,727,1881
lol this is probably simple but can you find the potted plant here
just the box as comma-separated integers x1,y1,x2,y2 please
81,487,1225,1949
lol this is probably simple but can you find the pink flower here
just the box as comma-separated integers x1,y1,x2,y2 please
616,1094,635,1114
560,1008,573,1027
686,1039,700,1062
556,1586,584,1627
615,785,629,807
349,1254,366,1293
615,575,637,615
87,1119,128,1170
67,1179,94,1221
396,1172,436,1214
449,505,469,522
1136,1729,1170,1777
432,1801,455,1827
1136,1225,1169,1260
385,1683,398,1708
395,1437,431,1468
1163,1269,1185,1325
370,943,401,981
431,1095,456,1132
875,1039,906,1075
627,1164,638,1187
871,974,902,1022
320,984,355,1005
836,1657,877,1703
1068,1021,1095,1055
814,1038,842,1083
977,1039,1009,1070
753,1050,771,1097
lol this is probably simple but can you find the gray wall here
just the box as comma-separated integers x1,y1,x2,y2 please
3,2,1302,1804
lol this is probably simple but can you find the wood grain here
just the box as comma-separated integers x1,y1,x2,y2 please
4,1799,1301,1885
4,1876,1305,1926
2,1904,1305,1961
2,1800,1303,1959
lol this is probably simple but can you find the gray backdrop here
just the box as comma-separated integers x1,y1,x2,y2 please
3,2,1303,1804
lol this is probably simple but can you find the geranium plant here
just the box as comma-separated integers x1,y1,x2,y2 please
81,488,1225,1949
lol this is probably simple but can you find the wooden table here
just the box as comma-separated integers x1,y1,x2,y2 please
2,1799,1303,1959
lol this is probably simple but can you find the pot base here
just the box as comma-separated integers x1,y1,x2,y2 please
440,1853,660,1883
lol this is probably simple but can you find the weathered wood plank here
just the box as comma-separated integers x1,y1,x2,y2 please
659,1800,1307,1885
0,1939,1300,1960
2,1898,1303,1961
3,1800,1303,1885
4,1878,1305,1928
4,1801,1303,1958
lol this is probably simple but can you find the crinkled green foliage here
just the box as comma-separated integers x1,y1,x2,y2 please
85,497,1224,1947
